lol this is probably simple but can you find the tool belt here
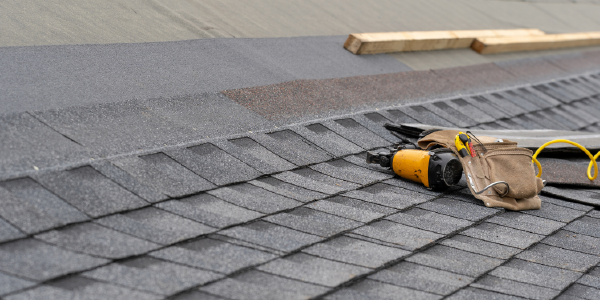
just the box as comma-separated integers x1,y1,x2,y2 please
418,130,543,211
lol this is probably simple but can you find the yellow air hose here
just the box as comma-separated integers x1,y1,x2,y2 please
532,139,600,181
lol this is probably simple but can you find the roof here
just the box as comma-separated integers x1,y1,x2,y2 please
2,1,600,299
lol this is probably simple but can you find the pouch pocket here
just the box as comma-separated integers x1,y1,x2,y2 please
484,148,538,199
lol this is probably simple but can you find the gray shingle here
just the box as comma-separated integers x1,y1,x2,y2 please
219,221,322,252
516,244,600,272
257,253,370,287
84,256,222,296
264,207,362,237
274,169,359,194
5,275,160,300
470,275,560,300
463,96,511,120
91,160,167,203
0,239,107,281
543,186,600,207
485,93,527,116
461,223,544,249
542,230,600,256
95,207,216,245
155,193,263,228
564,217,600,239
209,234,283,256
151,238,276,274
446,287,528,300
0,178,88,234
168,144,261,185
384,109,418,124
540,195,594,212
352,220,442,250
343,153,395,176
370,261,473,295
293,124,363,157
487,212,565,235
34,166,148,218
251,130,332,166
490,259,581,290
562,283,600,300
306,196,397,223
303,236,409,268
440,235,520,260
249,177,328,202
323,118,390,149
111,153,214,198
496,90,540,111
310,159,393,185
385,208,472,234
35,222,160,259
171,291,227,300
201,270,328,300
397,105,454,127
588,210,600,219
577,267,600,289
382,178,443,196
208,183,301,214
445,98,496,124
418,198,498,221
325,279,441,300
0,271,36,296
215,138,296,174
406,245,503,277
344,183,434,210
424,102,476,127
522,202,587,223
0,218,25,243
538,109,579,131
354,113,398,142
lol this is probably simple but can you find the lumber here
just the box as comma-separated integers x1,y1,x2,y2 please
343,29,545,55
472,32,600,54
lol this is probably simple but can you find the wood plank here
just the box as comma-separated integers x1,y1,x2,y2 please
344,29,545,54
472,32,600,54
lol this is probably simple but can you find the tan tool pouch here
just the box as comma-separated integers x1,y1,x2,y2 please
418,130,542,211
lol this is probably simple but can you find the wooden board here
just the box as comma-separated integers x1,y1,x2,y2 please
472,32,600,54
344,29,545,55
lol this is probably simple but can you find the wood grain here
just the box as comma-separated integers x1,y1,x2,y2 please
472,32,600,54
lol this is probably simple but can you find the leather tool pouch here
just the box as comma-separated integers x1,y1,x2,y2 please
418,130,542,211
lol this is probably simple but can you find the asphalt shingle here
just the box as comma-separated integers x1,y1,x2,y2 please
251,130,332,166
516,244,600,272
406,245,504,277
325,279,441,300
344,183,434,209
540,195,594,212
323,118,390,149
35,222,160,259
95,207,216,245
370,261,473,295
274,168,359,194
354,112,398,142
561,283,600,300
91,160,166,203
219,221,322,252
522,202,587,223
208,183,301,214
306,196,397,223
577,266,600,289
418,198,498,222
310,159,393,185
5,275,160,300
155,193,263,228
257,253,370,287
303,235,409,268
542,230,600,256
34,166,148,218
385,208,472,234
292,123,363,157
444,98,496,124
397,105,454,127
0,238,107,281
423,101,476,127
215,137,296,174
168,144,262,185
111,153,215,198
352,220,442,250
487,212,565,235
440,234,521,260
463,96,511,120
0,218,25,243
344,153,395,176
0,179,88,235
201,270,328,300
564,216,600,239
264,207,362,237
249,177,328,202
172,291,226,300
0,271,36,296
151,238,276,274
446,287,528,300
470,275,560,300
490,258,581,290
461,222,544,249
383,177,443,196
83,256,222,296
